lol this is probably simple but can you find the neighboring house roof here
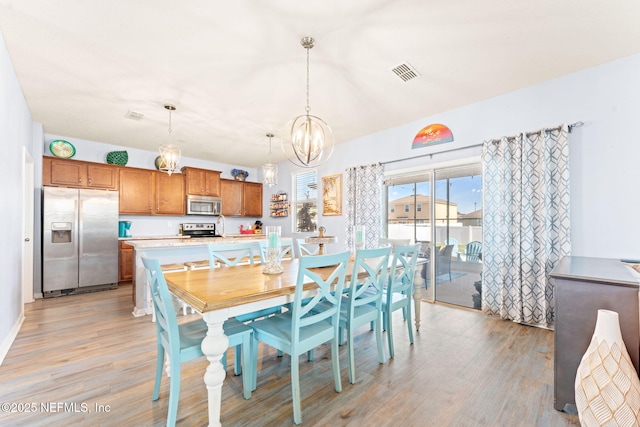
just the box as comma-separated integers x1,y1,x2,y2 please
389,194,457,206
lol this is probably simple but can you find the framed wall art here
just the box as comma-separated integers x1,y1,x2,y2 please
322,173,342,216
412,123,453,149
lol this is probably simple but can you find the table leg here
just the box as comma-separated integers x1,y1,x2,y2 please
201,310,230,427
413,268,424,331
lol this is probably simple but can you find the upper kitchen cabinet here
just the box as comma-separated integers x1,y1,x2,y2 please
119,168,185,215
119,168,154,214
221,179,263,217
182,166,221,197
243,181,263,217
155,171,185,215
43,157,118,190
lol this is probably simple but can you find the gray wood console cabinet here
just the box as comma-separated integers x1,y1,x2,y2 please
551,256,639,412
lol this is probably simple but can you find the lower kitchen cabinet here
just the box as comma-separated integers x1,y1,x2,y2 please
118,241,134,282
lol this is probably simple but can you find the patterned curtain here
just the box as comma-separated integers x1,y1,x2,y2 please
344,164,384,251
481,125,571,327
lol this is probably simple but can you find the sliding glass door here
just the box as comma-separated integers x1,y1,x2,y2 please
385,163,482,309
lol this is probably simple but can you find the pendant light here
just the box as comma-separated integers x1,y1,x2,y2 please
159,104,181,176
282,36,334,168
262,133,278,187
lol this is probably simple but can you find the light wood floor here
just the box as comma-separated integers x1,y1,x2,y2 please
0,285,578,426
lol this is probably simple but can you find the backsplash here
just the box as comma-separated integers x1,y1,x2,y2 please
118,215,258,237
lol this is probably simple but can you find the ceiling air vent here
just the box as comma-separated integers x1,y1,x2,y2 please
391,62,420,82
124,110,144,121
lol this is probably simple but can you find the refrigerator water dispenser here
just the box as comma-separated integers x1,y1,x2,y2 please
51,222,72,243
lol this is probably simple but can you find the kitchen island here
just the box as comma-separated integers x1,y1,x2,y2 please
126,235,266,316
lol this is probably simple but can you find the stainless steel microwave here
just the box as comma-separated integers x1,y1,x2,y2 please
186,195,221,216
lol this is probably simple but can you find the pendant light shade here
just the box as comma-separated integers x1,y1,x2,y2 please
262,133,278,187
282,36,334,168
159,104,181,176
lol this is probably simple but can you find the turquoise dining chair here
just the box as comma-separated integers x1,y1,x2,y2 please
294,238,319,257
381,244,420,358
249,251,350,425
208,242,283,325
339,246,391,384
141,256,253,427
207,242,256,266
257,238,295,263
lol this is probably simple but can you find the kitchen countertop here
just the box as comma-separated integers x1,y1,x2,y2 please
119,235,187,240
125,234,265,248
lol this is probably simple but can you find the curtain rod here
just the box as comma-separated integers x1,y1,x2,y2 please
381,121,583,166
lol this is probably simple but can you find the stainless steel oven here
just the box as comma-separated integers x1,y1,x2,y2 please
186,195,221,216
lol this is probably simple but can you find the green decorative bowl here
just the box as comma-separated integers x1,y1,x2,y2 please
106,150,128,165
50,140,76,158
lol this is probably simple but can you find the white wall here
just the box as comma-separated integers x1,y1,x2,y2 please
0,32,36,363
269,53,640,260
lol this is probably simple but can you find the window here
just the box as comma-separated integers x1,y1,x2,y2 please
404,204,409,213
390,205,395,213
292,170,318,233
417,203,422,212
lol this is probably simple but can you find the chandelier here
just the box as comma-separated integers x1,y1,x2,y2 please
282,36,334,168
159,104,181,176
262,133,278,187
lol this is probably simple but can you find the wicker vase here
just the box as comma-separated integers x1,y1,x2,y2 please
575,309,640,426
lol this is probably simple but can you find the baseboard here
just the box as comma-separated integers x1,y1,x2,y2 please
0,312,25,366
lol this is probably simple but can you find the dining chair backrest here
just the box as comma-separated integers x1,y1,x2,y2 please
388,244,420,295
143,256,180,350
258,238,294,263
444,237,459,258
378,238,411,251
294,238,319,257
347,246,392,315
291,252,351,345
207,242,255,267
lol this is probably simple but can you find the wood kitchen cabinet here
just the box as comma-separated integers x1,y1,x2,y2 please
119,167,185,215
118,241,133,282
119,168,154,214
182,166,221,196
243,181,263,217
221,179,263,217
155,172,185,215
43,157,118,190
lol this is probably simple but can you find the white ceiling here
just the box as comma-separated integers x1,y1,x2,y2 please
1,1,640,168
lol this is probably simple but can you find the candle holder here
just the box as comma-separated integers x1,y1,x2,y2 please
263,226,283,274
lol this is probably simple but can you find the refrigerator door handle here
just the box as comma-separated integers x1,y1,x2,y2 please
77,199,82,257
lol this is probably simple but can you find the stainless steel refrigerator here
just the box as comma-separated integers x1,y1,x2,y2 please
43,187,119,296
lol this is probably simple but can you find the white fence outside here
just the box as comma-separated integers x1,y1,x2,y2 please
388,223,482,246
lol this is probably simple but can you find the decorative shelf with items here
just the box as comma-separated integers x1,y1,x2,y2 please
270,192,289,217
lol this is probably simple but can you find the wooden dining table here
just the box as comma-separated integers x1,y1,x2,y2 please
163,257,426,426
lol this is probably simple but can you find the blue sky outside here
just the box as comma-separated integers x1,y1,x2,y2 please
388,175,482,215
